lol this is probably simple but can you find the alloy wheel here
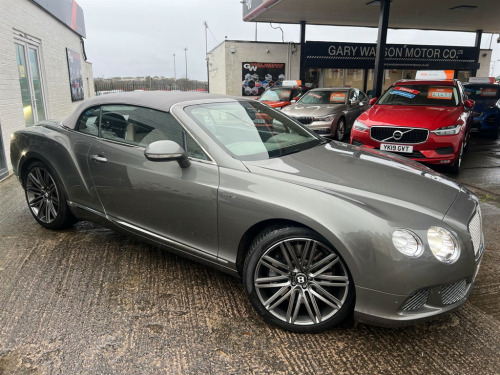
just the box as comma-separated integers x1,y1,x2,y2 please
26,167,60,224
253,237,350,326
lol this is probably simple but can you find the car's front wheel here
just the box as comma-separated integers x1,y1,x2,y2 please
448,141,464,174
335,118,346,141
24,161,75,229
243,226,354,333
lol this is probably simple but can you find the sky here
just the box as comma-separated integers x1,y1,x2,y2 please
76,0,500,81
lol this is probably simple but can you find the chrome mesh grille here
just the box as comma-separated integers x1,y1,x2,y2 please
441,280,467,305
401,290,428,311
468,208,483,258
370,127,429,144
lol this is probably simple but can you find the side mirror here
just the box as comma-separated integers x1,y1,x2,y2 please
144,140,191,168
464,99,475,109
369,97,378,106
292,96,300,101
350,99,360,106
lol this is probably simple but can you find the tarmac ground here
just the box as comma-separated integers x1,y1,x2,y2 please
0,134,499,375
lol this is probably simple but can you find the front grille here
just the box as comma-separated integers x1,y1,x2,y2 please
371,126,429,144
314,129,331,135
401,290,428,311
468,208,483,258
441,280,467,305
389,150,425,158
297,116,314,125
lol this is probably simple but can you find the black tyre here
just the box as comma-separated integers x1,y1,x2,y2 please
335,118,346,141
24,161,76,229
243,226,354,333
448,142,463,175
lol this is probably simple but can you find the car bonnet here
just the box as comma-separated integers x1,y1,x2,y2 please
243,141,461,218
283,103,345,117
359,104,465,130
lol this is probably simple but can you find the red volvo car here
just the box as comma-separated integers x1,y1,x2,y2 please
350,79,474,173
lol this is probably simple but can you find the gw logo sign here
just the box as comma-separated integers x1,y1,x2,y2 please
243,63,258,71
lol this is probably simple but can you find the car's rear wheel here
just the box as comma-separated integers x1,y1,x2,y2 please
335,118,346,141
24,161,75,229
243,226,354,333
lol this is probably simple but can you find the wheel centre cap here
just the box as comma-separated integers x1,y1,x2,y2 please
295,273,308,286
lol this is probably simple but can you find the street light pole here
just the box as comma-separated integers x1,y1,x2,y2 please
173,53,176,81
184,48,188,82
205,21,210,93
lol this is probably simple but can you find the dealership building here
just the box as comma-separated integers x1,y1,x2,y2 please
0,0,93,180
209,0,497,97
208,40,491,97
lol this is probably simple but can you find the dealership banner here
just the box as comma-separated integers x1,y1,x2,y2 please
242,62,286,96
66,49,84,102
305,42,480,70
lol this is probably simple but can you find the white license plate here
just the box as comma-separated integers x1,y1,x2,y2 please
380,144,413,153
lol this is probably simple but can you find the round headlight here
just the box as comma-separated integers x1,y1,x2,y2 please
392,230,423,257
427,227,460,263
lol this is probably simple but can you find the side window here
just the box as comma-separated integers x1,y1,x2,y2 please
99,104,209,160
186,133,209,160
76,106,100,136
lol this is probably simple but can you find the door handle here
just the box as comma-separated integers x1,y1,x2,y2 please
90,155,108,163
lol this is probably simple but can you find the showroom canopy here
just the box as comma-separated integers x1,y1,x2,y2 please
243,0,500,97
243,0,500,33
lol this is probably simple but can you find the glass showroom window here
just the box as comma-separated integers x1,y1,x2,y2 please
15,39,47,126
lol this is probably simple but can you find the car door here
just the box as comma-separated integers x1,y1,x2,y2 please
70,105,108,215
87,104,219,257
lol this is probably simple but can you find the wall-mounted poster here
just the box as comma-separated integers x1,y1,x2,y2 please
242,62,286,96
66,48,84,101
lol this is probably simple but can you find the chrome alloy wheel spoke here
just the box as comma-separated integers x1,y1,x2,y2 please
310,285,344,310
26,168,59,224
255,238,349,326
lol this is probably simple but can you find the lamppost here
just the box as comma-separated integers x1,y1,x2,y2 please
205,21,209,93
173,53,176,81
184,48,188,82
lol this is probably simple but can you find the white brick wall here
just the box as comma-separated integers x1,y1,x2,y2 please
0,0,94,176
208,41,302,96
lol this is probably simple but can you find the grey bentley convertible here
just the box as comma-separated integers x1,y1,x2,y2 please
10,91,484,333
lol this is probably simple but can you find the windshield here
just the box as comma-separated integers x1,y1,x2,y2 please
464,85,500,100
185,101,324,161
378,84,459,106
299,90,347,105
259,88,292,102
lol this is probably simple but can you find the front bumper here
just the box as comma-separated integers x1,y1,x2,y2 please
351,129,462,165
354,256,482,327
304,120,334,136
470,111,499,134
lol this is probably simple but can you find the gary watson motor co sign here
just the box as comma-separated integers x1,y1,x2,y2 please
305,41,480,70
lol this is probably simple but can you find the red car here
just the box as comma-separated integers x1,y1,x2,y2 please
350,79,475,173
257,85,309,109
